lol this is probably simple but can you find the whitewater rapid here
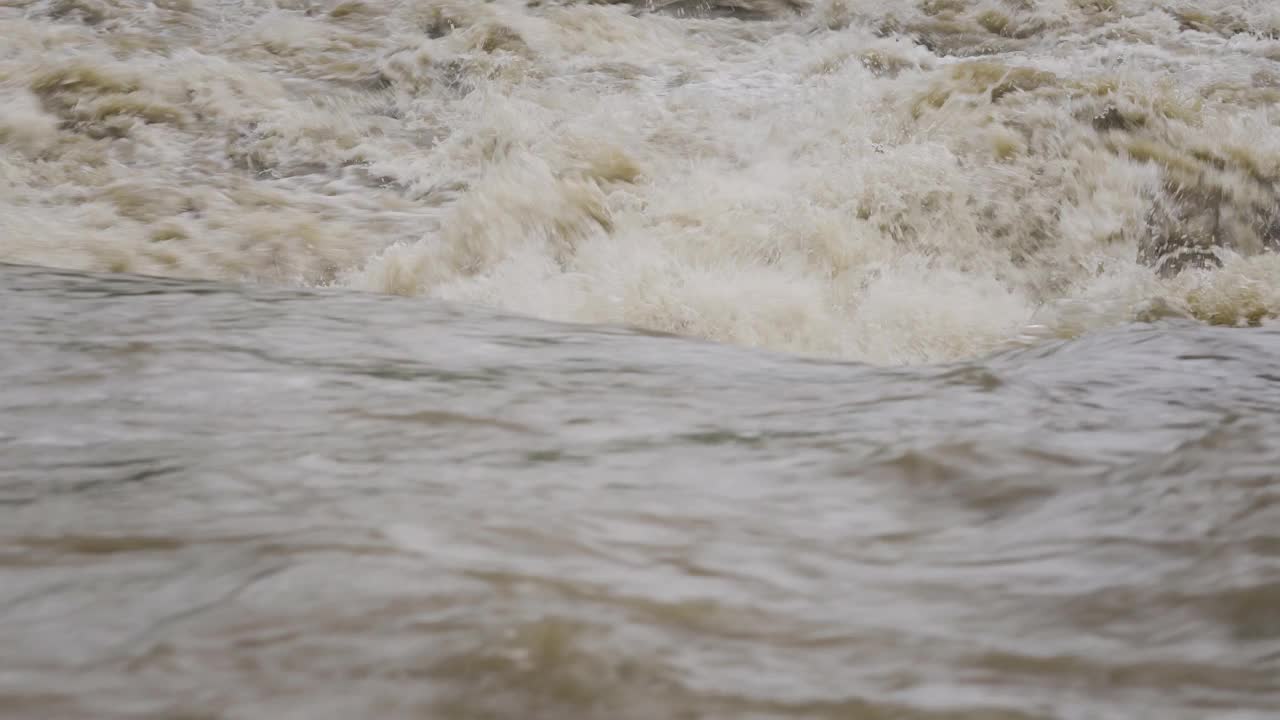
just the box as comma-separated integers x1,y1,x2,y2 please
2,0,1279,362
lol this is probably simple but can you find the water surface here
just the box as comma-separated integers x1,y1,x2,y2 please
2,264,1278,719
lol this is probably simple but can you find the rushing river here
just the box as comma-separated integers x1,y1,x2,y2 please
2,0,1280,718
2,264,1279,719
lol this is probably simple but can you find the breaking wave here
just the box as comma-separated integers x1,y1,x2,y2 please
2,0,1279,363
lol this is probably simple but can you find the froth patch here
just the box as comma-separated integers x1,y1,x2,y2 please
346,154,614,296
1176,254,1280,327
0,89,60,156
847,259,1031,364
23,58,190,140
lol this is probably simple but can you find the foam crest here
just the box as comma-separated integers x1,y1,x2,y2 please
2,0,1278,363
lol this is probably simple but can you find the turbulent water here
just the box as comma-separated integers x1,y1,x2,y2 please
3,2,1280,719
3,0,1280,361
3,263,1280,720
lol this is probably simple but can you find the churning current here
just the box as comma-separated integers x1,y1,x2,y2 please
2,1,1280,719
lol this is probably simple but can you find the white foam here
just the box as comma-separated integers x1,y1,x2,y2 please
3,0,1278,363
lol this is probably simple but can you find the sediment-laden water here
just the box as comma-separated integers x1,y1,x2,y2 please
3,0,1279,362
2,263,1279,719
2,1,1279,718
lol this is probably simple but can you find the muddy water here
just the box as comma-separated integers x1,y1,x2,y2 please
3,0,1280,363
2,264,1279,719
3,1,1280,718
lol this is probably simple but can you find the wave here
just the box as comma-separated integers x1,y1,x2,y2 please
2,0,1278,363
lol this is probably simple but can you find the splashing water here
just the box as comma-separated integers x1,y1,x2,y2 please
2,0,1279,363
4,6,1280,718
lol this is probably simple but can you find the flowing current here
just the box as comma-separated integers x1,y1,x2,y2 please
2,1,1280,719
